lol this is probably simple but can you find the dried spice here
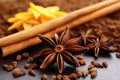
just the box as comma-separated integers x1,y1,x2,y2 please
16,54,22,61
57,74,62,80
116,52,120,58
34,28,88,73
22,52,29,58
20,69,27,75
79,29,96,45
75,70,82,78
6,65,14,71
12,61,17,68
2,64,8,70
69,73,77,79
94,63,103,68
91,60,96,66
24,63,31,69
13,68,21,77
102,61,108,68
63,75,70,80
27,57,34,63
90,72,97,78
89,68,97,73
30,63,38,69
82,71,88,77
88,64,94,70
41,74,48,80
29,69,36,76
50,75,56,80
86,38,110,57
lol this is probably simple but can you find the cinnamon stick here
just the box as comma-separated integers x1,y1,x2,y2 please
0,0,119,47
1,1,120,57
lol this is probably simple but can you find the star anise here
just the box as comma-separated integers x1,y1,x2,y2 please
34,27,88,73
79,29,96,45
86,38,110,57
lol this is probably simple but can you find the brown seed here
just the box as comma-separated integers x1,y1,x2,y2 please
22,52,29,58
27,57,34,63
88,64,94,70
116,52,120,58
30,63,38,69
90,72,97,78
16,54,22,61
89,68,97,73
79,59,86,65
50,75,56,80
82,71,88,77
6,65,14,71
12,61,17,68
24,63,31,69
102,61,108,68
57,74,62,80
69,73,77,79
95,63,103,68
63,75,70,80
20,69,27,75
29,69,35,76
91,60,96,65
77,56,84,60
75,70,82,78
2,64,8,69
41,74,48,80
13,68,20,77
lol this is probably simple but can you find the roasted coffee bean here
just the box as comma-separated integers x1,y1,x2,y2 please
50,75,56,80
102,61,108,68
20,69,27,75
29,69,35,76
13,68,20,77
24,63,31,69
41,74,48,80
16,54,22,61
6,65,14,71
88,64,94,70
82,71,88,77
89,68,97,73
95,63,103,68
57,74,62,80
12,61,17,68
116,52,120,58
77,56,84,60
2,64,8,69
90,72,97,78
79,59,86,65
30,63,38,69
63,75,70,80
75,70,82,78
91,60,96,65
69,73,77,79
27,57,34,63
22,52,29,58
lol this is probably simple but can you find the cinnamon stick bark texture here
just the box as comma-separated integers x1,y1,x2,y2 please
0,0,119,47
1,1,120,57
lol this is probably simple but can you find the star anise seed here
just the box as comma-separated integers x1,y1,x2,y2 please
34,27,88,73
86,38,110,57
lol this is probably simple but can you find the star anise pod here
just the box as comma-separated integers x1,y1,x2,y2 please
34,27,88,73
79,29,96,45
86,38,110,57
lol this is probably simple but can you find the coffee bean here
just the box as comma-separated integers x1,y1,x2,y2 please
50,75,56,80
29,69,35,76
12,61,17,68
75,70,82,78
91,60,96,66
57,74,62,80
22,52,29,58
102,61,108,68
63,75,70,80
20,69,27,75
82,71,88,77
116,52,120,58
88,64,94,70
69,73,77,79
16,55,22,61
24,63,31,69
41,74,48,80
91,72,97,78
95,63,103,68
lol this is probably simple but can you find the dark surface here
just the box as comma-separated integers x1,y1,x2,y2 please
0,44,120,80
0,0,120,80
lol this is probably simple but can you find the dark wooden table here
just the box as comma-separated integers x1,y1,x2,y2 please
0,44,120,80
